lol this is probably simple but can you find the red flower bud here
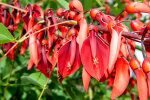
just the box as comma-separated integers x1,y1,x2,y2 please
129,58,141,71
142,58,150,73
125,2,150,13
90,8,99,20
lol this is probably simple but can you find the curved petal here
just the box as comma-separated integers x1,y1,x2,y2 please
20,39,28,55
58,39,81,77
111,57,130,99
135,69,148,100
81,33,109,81
146,72,150,97
108,26,123,74
125,2,150,13
78,18,88,52
72,0,83,12
27,58,34,70
82,68,91,92
29,34,39,66
37,59,52,78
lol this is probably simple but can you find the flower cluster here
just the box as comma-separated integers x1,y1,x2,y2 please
1,0,150,99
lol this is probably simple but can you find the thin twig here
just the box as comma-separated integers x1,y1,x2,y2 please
64,27,72,39
90,20,95,25
84,10,90,14
25,20,76,39
0,43,18,62
117,20,132,24
0,2,26,13
125,38,133,58
141,27,148,59
38,78,50,100
97,34,110,46
115,9,125,20
96,25,150,43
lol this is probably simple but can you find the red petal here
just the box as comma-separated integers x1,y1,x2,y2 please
20,39,28,55
130,20,145,31
29,34,39,66
45,9,57,48
78,18,87,52
27,58,34,70
48,48,58,69
101,33,111,43
107,77,114,88
58,39,81,77
70,36,77,66
146,72,150,97
90,30,97,58
42,46,48,69
96,13,108,27
70,0,83,12
111,57,130,99
81,34,109,81
135,69,148,100
125,2,150,13
57,68,64,83
135,2,150,13
108,26,123,74
37,59,52,78
82,68,91,92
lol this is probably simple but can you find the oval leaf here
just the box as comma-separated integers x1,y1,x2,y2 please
0,23,16,44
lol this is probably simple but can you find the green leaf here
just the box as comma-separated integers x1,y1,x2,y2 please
83,0,92,11
56,0,69,9
21,72,48,87
0,23,16,44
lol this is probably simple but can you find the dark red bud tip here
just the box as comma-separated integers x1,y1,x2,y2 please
56,8,64,17
130,78,136,88
77,13,86,23
60,39,67,46
69,11,77,20
42,39,48,45
90,8,99,20
129,58,141,71
69,0,74,10
147,21,150,30
107,21,117,31
67,28,78,38
87,25,98,33
142,58,150,73
125,2,137,13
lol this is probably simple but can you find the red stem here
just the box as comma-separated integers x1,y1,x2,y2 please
141,27,148,59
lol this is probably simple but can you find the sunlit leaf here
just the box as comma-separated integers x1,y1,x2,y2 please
21,72,48,87
56,0,69,9
0,23,16,44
